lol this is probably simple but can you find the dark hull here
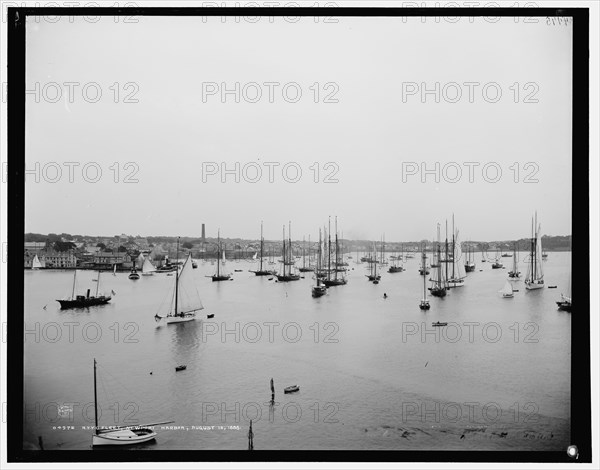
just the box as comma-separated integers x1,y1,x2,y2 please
366,275,381,282
298,267,314,272
276,274,300,282
312,286,327,298
322,278,347,286
250,270,275,276
429,288,446,298
491,264,503,269
388,267,404,273
556,301,572,312
212,275,231,282
57,296,111,309
464,265,476,272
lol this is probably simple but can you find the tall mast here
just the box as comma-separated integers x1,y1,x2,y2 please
175,237,180,314
334,217,339,281
282,225,285,276
302,236,306,269
452,214,455,279
96,271,100,297
71,270,77,299
288,221,292,276
93,359,99,435
259,221,264,271
445,220,449,286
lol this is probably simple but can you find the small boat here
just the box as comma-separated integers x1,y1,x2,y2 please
234,269,243,272
154,240,204,325
311,229,327,298
128,267,140,280
432,321,447,327
507,242,521,279
499,280,514,298
208,230,231,282
207,313,214,319
91,359,172,446
192,260,198,269
548,285,557,289
491,260,503,269
284,385,299,394
175,365,187,372
141,257,156,276
31,254,44,270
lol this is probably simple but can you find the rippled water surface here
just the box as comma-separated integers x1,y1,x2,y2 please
23,252,571,451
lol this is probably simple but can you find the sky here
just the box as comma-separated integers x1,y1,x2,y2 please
24,14,573,242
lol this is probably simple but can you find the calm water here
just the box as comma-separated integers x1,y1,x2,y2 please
23,252,571,451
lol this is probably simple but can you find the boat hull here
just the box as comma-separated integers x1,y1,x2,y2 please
322,278,347,286
276,275,300,282
212,275,231,282
312,286,327,297
57,297,111,309
525,280,544,290
92,429,156,446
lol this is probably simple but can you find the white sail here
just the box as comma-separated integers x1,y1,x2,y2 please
252,252,258,260
142,257,156,274
172,254,203,315
32,254,42,269
499,281,513,296
137,253,145,266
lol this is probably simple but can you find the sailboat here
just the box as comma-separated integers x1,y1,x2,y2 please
322,217,348,286
556,268,571,311
31,254,43,270
276,223,300,282
524,212,544,290
419,249,431,310
491,248,504,269
156,240,204,324
464,244,476,272
366,241,381,283
388,247,405,273
249,222,276,276
57,270,111,309
447,216,466,287
298,236,314,272
499,280,514,298
507,242,521,279
142,257,156,276
209,230,231,282
312,229,327,298
91,359,173,446
112,264,117,276
429,243,447,297
129,255,141,280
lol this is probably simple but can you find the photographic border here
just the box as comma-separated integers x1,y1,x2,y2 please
6,6,591,463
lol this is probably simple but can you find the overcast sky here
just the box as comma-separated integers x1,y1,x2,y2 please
24,14,572,242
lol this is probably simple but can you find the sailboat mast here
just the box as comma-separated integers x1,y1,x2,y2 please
72,270,77,299
303,236,306,269
96,271,100,297
445,220,449,285
452,215,455,279
260,221,264,271
328,217,331,280
217,230,221,277
288,221,292,276
175,237,180,314
334,217,339,281
93,359,99,435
